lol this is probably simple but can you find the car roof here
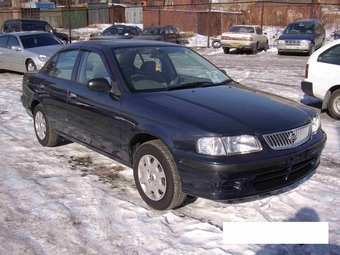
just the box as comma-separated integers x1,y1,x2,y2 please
62,39,182,50
3,19,48,24
0,31,51,36
291,19,320,23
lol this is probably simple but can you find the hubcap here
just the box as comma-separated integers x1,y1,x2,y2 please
35,111,47,140
27,62,35,71
138,154,166,201
334,95,340,115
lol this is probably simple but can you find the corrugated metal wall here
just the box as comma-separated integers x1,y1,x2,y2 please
125,6,143,24
88,3,110,25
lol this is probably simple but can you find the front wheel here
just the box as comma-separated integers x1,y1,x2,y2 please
133,140,187,210
328,90,340,120
34,104,59,147
26,60,37,72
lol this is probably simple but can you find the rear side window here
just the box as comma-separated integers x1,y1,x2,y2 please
43,50,79,80
318,44,340,65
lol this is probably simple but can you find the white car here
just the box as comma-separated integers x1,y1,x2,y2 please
220,25,268,54
301,39,340,120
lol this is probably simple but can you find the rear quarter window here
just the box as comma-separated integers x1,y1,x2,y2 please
318,44,340,65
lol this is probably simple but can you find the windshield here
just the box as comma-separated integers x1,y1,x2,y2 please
20,33,63,49
284,22,314,34
113,46,231,92
102,27,125,35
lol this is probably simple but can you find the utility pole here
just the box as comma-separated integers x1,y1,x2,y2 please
207,0,211,48
67,0,72,43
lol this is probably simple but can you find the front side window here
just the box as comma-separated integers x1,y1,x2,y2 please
43,50,79,80
113,46,230,92
76,51,111,84
318,44,340,65
7,36,20,48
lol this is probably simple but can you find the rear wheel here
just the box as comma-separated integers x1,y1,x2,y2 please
26,60,37,72
328,90,340,120
223,47,230,54
252,42,259,54
34,104,59,147
133,140,187,210
264,41,268,51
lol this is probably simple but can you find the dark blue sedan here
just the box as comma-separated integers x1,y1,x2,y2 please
21,40,326,210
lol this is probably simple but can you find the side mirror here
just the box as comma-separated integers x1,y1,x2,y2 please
87,78,111,92
11,46,22,51
220,69,227,75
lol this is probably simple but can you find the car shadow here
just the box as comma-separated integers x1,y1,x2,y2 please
255,207,340,255
300,94,335,121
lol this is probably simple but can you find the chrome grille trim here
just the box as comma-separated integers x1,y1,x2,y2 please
263,124,311,150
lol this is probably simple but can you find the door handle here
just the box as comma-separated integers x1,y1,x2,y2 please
69,92,77,99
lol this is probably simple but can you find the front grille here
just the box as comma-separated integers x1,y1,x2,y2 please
285,40,301,45
263,124,311,150
253,156,318,191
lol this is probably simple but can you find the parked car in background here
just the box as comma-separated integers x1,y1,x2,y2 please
21,40,326,210
220,25,268,54
0,31,64,72
1,19,68,43
277,19,325,56
135,25,185,44
90,24,142,41
301,39,340,120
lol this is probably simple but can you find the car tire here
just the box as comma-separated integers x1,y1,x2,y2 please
133,140,187,210
212,39,221,48
26,60,37,72
309,44,315,56
252,42,259,54
33,104,59,147
223,47,229,54
278,51,284,55
328,90,340,120
264,41,268,51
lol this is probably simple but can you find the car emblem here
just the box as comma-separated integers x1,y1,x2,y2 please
288,132,297,143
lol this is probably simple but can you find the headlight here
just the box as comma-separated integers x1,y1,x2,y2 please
197,135,262,156
300,40,311,46
197,137,226,156
278,40,285,45
311,114,321,134
38,55,47,62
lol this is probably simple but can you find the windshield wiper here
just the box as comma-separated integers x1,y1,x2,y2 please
166,81,214,91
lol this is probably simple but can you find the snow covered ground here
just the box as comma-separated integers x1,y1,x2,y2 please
0,28,340,255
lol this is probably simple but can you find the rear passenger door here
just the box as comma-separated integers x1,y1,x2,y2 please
68,49,122,158
38,49,79,134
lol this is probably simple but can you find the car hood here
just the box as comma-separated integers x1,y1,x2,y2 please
26,44,64,56
139,84,314,135
279,33,315,41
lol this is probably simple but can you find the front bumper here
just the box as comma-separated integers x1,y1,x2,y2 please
176,131,326,201
278,44,311,53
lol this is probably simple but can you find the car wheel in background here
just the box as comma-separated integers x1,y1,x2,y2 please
133,140,187,210
26,60,37,71
212,39,221,48
223,47,229,54
278,51,284,55
328,90,340,120
34,104,59,147
264,41,268,51
309,44,315,56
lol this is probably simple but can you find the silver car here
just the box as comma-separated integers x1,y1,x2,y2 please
0,31,64,73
